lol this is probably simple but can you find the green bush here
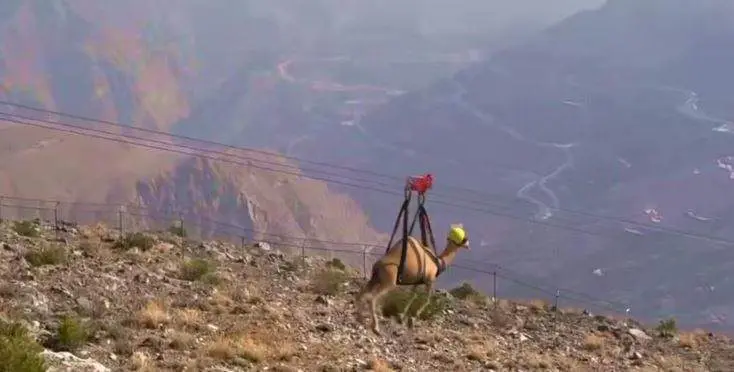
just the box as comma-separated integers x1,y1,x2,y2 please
656,317,677,338
0,319,46,372
13,221,40,238
381,288,451,321
48,315,89,352
180,258,219,284
311,268,350,296
326,258,346,271
112,232,155,251
449,282,489,306
24,245,67,267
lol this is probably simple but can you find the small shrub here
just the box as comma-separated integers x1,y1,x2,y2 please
13,220,40,237
326,258,346,271
381,288,451,320
77,240,98,257
310,268,350,296
179,258,219,284
0,318,46,372
47,315,89,352
168,332,195,350
113,232,155,251
449,282,488,306
24,244,67,267
656,317,677,338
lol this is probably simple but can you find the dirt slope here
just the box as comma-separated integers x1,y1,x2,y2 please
1,219,733,371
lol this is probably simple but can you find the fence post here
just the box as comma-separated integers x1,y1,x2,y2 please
240,235,245,250
554,289,560,311
0,196,3,221
362,246,367,279
492,271,497,305
53,202,60,239
118,206,124,233
178,212,185,237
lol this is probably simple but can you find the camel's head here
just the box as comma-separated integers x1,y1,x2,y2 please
447,223,470,250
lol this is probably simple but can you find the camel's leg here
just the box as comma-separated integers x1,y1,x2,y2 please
368,282,396,335
398,285,420,324
408,282,434,328
354,274,378,326
354,289,368,325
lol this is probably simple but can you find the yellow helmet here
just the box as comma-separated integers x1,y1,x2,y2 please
448,224,467,245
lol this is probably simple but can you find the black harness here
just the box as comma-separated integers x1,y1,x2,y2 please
385,181,440,285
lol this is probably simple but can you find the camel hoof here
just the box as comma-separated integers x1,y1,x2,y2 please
397,315,405,324
371,326,381,335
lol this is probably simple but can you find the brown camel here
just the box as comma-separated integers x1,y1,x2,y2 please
354,224,469,334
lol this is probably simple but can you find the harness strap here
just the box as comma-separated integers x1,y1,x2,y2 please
436,257,447,277
398,193,409,283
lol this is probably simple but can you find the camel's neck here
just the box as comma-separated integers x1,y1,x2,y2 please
438,244,460,266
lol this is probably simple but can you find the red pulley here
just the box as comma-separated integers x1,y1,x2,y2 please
407,173,433,194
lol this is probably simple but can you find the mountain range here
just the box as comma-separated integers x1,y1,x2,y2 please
326,0,734,330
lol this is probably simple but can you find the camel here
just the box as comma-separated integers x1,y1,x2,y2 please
354,223,470,334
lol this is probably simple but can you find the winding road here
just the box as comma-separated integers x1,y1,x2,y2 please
446,78,577,220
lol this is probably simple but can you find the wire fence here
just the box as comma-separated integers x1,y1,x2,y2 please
0,195,632,320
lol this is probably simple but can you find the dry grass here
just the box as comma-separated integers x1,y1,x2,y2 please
528,299,549,312
136,300,170,329
79,223,111,240
209,291,233,312
367,357,394,371
174,308,203,330
205,334,267,363
678,332,698,349
465,340,496,362
168,331,195,350
521,351,554,369
582,333,604,351
130,351,155,371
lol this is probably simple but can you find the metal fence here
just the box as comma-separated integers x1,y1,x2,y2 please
0,195,632,320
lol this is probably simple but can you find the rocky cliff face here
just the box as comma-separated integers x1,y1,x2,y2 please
0,0,192,130
0,119,385,261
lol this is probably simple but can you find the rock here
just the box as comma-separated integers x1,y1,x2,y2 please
154,242,175,253
315,323,334,332
628,328,651,342
42,350,110,372
76,296,94,314
254,241,271,251
315,295,331,306
206,324,219,332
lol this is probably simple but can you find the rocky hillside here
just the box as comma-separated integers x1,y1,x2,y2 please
1,218,733,371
